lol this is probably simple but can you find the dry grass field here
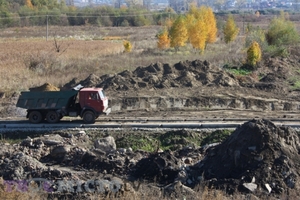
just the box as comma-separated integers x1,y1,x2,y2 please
0,24,247,93
0,37,124,90
1,13,300,94
1,14,300,93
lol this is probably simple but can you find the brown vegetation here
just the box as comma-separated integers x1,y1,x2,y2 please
0,25,247,92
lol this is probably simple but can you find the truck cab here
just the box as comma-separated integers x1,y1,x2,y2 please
78,88,111,123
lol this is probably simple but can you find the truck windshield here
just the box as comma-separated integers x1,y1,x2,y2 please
99,91,105,99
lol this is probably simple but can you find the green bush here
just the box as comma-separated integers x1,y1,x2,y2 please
245,26,267,50
0,10,14,27
265,45,289,57
265,14,299,47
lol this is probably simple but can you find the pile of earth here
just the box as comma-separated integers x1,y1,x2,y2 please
185,119,300,195
62,59,290,96
0,58,296,119
29,83,60,91
63,60,240,91
0,119,300,198
0,129,205,198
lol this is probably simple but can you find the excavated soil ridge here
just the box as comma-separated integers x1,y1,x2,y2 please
190,119,300,194
60,59,300,114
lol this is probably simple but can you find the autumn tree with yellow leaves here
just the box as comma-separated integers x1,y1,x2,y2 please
156,5,217,52
186,5,217,52
123,40,132,53
223,14,239,44
157,29,170,49
25,0,34,9
186,14,207,52
200,6,217,44
169,15,188,50
247,41,261,67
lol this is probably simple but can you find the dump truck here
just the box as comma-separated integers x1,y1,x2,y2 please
16,85,111,124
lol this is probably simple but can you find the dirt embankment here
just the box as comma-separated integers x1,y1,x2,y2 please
59,58,300,116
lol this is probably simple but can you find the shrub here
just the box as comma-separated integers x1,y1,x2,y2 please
223,14,239,44
265,13,299,47
123,40,132,53
120,19,130,27
245,26,267,50
247,41,262,67
156,29,170,50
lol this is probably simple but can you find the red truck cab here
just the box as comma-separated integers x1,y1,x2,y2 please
79,88,111,123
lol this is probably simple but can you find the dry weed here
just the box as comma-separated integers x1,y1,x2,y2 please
0,177,47,200
0,26,248,92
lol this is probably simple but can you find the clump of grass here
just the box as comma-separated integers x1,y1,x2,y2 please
116,134,158,152
200,129,232,146
0,177,47,200
225,68,252,76
291,80,300,90
159,130,200,150
102,36,125,40
115,129,209,152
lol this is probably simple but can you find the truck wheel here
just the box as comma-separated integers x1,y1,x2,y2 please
46,111,60,123
83,111,95,124
29,111,42,124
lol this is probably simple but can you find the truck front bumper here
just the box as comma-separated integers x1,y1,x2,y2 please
104,107,111,115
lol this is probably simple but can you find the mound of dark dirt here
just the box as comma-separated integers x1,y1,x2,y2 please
63,60,240,92
61,58,295,99
190,119,300,194
63,74,104,90
131,150,181,184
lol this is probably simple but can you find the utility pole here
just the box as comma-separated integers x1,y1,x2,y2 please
46,15,48,41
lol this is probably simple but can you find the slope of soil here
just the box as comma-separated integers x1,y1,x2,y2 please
189,119,300,194
56,58,300,119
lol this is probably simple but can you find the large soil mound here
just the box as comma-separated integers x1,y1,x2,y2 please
190,119,300,194
61,58,291,101
63,60,240,91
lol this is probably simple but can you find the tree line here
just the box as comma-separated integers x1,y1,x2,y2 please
156,7,299,68
0,0,178,27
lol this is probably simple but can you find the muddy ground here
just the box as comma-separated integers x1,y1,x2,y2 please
1,56,300,199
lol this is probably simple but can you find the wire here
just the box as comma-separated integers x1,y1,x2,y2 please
0,11,174,20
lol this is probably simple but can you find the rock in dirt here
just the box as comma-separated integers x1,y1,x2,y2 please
94,136,116,152
50,145,72,158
